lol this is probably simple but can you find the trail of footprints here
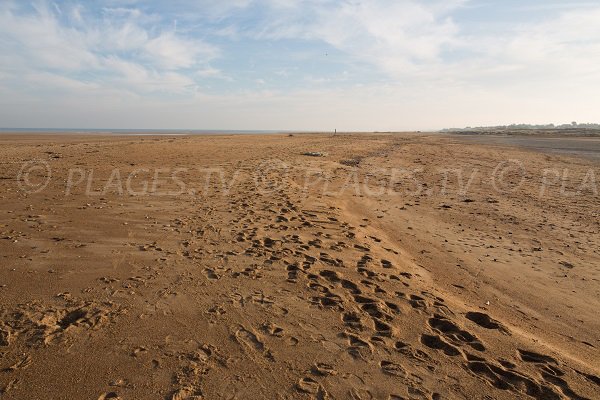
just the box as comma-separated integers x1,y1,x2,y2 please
4,162,593,399
160,169,600,400
203,170,598,399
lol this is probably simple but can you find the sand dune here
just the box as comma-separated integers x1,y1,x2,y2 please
0,133,598,399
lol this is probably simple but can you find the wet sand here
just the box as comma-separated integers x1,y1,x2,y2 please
452,134,600,161
0,133,598,399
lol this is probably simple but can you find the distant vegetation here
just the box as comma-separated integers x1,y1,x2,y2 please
441,122,600,132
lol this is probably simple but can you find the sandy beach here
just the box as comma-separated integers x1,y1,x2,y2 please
0,133,598,399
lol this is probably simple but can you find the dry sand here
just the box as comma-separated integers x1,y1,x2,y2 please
0,133,598,399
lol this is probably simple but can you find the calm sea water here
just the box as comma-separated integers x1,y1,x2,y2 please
453,134,600,161
0,128,290,135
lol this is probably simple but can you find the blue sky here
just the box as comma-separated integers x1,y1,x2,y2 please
1,0,599,130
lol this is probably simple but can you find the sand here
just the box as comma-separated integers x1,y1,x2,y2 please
0,133,598,399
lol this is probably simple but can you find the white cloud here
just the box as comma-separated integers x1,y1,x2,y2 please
0,0,599,129
92,21,149,52
25,71,101,91
249,0,465,76
0,1,219,95
451,6,600,93
101,56,196,93
144,32,218,70
237,0,600,95
506,7,600,71
0,3,98,71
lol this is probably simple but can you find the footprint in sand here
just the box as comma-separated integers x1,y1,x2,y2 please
394,341,431,362
169,387,203,400
342,312,362,329
3,355,33,372
420,334,463,357
345,333,373,359
372,318,394,337
296,377,328,398
97,393,120,400
517,349,557,364
340,279,361,294
311,362,337,376
465,357,583,400
1,379,19,395
262,322,284,337
319,269,341,283
203,268,219,280
465,311,510,334
234,327,273,360
428,315,485,352
380,360,407,377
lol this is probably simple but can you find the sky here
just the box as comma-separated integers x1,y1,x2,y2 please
0,0,599,131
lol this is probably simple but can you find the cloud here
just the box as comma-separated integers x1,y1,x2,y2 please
0,0,599,129
451,5,600,93
505,7,600,71
226,0,600,94
0,2,97,71
144,32,218,70
247,0,465,75
0,1,219,95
